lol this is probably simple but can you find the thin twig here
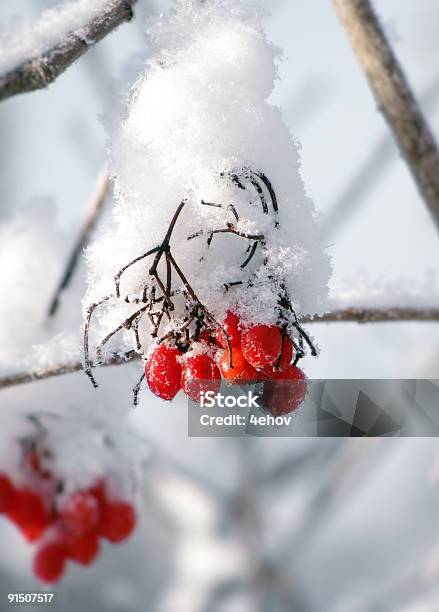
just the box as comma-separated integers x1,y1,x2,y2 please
0,351,140,391
0,0,138,102
302,306,439,323
1,306,438,392
333,0,439,231
322,72,439,240
48,171,110,317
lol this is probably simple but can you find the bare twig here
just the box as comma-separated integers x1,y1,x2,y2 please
303,306,439,323
48,171,110,317
0,0,138,102
333,0,439,231
1,306,438,392
0,351,140,391
322,74,439,240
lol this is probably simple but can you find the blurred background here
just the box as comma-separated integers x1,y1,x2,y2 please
0,1,439,610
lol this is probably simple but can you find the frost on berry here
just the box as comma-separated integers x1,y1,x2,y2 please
145,344,182,401
181,354,221,404
241,325,282,369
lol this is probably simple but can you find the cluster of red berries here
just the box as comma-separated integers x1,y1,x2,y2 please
0,448,136,584
145,310,307,415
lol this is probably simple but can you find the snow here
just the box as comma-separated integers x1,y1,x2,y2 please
329,271,439,309
0,0,119,75
85,0,331,361
0,204,65,368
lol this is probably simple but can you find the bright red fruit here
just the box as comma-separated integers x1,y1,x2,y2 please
261,335,295,376
215,311,242,349
33,540,67,584
263,366,307,416
0,474,14,514
181,354,221,404
66,530,99,566
219,348,259,385
241,325,282,368
8,488,51,542
60,490,100,535
145,344,182,400
99,501,136,543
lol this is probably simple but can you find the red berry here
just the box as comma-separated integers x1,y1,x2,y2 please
215,311,242,349
66,530,99,566
241,325,282,368
60,490,100,535
181,354,221,404
260,335,295,376
145,344,182,401
219,348,259,385
0,474,14,514
8,488,51,542
99,501,136,543
33,540,67,584
263,366,307,416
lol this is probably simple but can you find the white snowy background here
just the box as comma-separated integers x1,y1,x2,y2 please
0,1,438,611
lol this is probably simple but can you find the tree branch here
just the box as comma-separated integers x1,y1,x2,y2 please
0,352,140,391
0,0,138,102
48,170,110,317
0,307,438,391
333,0,439,231
302,306,439,323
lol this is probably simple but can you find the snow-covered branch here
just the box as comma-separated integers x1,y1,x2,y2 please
0,351,140,391
333,0,439,231
303,306,439,324
0,0,138,102
0,307,437,391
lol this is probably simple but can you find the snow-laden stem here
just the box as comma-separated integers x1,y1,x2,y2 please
0,0,138,102
0,351,140,391
333,0,439,232
302,307,439,323
1,306,438,391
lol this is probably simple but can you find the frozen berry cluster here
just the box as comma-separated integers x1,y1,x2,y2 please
0,447,136,584
145,310,307,415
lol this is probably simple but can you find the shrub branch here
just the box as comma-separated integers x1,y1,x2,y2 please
0,0,138,102
333,0,439,231
0,307,437,391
